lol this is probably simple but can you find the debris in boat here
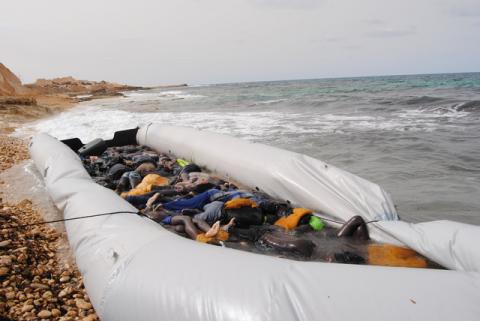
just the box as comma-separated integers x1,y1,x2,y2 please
80,141,435,267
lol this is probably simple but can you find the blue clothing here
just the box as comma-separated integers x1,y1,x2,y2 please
162,189,220,212
126,195,151,209
210,190,254,202
161,215,172,225
194,201,225,224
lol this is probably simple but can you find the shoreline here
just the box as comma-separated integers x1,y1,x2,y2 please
0,95,91,319
0,136,99,321
0,62,188,319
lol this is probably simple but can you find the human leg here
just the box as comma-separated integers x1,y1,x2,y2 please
170,216,202,240
163,189,219,211
193,201,225,224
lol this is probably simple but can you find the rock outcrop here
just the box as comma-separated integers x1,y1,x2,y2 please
0,63,30,96
27,77,143,96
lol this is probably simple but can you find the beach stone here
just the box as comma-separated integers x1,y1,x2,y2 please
0,266,10,276
83,314,97,321
30,282,49,289
29,228,41,237
75,298,92,310
37,309,52,318
66,309,78,317
0,255,12,266
51,308,61,317
21,304,34,312
60,275,70,282
42,291,53,299
58,287,71,298
17,253,27,263
0,239,11,247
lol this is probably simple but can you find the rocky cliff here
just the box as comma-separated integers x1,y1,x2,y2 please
0,63,30,96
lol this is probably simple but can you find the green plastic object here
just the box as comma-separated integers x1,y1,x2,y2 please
309,216,325,231
176,159,190,167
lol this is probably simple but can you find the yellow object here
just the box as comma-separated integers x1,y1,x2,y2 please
368,244,428,268
274,208,313,230
224,198,258,209
176,159,190,167
196,230,229,243
121,174,169,197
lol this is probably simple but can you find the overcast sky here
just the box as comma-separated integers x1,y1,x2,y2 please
1,0,479,85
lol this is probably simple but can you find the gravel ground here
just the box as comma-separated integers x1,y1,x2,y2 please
0,135,98,321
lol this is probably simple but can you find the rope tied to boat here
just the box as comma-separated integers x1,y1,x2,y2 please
3,210,143,230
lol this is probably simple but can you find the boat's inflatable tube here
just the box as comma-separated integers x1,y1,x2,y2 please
30,127,480,321
138,125,398,223
137,124,480,272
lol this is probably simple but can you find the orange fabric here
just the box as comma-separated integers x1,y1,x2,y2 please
224,198,257,209
368,244,428,268
121,174,169,197
196,230,229,243
274,208,313,230
195,233,212,243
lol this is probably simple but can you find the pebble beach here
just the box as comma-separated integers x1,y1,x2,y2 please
0,136,99,321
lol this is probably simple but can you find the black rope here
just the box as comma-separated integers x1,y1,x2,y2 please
314,214,379,226
3,210,142,230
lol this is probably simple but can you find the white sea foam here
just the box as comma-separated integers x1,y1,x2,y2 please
251,99,288,106
15,97,459,144
122,90,205,101
396,106,470,120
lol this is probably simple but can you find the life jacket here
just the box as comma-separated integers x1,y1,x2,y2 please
367,244,428,268
196,230,229,243
121,174,169,196
274,208,313,230
223,198,262,228
224,198,258,209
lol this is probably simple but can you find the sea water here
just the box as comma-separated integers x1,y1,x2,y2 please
17,73,480,225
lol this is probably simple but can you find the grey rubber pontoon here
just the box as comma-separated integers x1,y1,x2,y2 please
30,124,480,321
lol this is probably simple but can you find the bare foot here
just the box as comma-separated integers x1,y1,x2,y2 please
222,217,236,231
205,221,221,237
146,193,161,209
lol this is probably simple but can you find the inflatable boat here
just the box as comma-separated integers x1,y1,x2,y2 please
30,124,480,321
